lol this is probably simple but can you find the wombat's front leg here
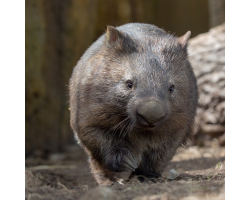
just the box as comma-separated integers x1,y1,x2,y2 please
104,146,138,172
89,148,136,185
135,148,173,179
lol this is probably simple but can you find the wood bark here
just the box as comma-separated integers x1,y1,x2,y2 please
188,23,225,146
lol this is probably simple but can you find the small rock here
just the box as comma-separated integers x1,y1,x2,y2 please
168,169,179,180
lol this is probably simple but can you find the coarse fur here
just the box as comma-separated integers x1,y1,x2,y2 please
69,23,198,185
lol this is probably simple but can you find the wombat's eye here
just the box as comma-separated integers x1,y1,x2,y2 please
126,80,133,89
169,85,175,93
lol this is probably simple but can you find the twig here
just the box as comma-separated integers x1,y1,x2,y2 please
27,165,77,171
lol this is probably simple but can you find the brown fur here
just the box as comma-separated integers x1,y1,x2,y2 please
69,23,198,185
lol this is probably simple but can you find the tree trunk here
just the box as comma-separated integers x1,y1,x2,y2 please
208,0,225,28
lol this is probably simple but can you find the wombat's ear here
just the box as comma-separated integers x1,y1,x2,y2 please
178,31,191,48
105,26,125,47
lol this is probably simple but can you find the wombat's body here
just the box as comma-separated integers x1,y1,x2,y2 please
69,23,198,185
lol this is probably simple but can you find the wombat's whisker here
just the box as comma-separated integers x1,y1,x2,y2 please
169,118,188,132
106,118,128,138
119,120,130,139
119,118,131,139
112,116,130,131
116,118,131,139
125,120,135,137
123,120,133,138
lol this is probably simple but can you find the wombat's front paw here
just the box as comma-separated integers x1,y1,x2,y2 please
105,147,138,172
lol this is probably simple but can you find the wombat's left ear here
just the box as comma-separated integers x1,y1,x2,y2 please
178,31,191,48
106,26,125,47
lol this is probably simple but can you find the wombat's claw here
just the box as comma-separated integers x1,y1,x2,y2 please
123,154,138,172
123,163,135,172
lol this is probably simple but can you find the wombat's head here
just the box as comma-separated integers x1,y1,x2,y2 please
81,25,197,134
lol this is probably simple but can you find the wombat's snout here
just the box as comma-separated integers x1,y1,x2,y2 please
137,101,166,127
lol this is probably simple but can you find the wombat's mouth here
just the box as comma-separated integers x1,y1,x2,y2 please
137,114,165,130
140,124,156,130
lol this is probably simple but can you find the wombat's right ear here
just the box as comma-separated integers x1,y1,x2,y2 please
178,31,191,48
105,26,125,48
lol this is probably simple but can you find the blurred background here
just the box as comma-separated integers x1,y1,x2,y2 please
25,0,225,157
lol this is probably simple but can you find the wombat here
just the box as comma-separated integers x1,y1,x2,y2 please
69,23,198,185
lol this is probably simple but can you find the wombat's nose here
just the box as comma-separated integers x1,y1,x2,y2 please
137,101,165,125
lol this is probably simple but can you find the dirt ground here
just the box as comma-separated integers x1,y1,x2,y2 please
25,139,225,200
